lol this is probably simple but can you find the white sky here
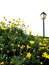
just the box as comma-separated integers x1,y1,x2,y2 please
0,0,49,37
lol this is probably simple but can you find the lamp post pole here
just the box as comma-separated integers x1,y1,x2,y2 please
40,12,47,37
43,18,45,37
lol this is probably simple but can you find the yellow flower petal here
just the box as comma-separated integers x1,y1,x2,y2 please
30,40,35,45
0,62,4,65
20,45,25,50
1,27,7,30
27,45,31,49
26,52,32,59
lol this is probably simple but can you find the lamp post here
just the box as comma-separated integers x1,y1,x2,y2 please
40,12,47,37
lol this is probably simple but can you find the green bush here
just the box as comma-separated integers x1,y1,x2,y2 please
0,17,49,65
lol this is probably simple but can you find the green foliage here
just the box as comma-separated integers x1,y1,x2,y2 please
0,18,49,65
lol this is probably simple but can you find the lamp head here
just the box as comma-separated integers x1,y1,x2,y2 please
40,12,47,19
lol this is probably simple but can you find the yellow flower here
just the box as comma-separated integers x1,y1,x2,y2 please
16,18,20,23
44,38,47,41
22,23,26,27
20,45,25,50
30,40,35,45
0,61,4,65
45,46,49,50
42,52,47,57
29,30,32,34
45,46,48,49
26,52,32,59
42,52,49,59
39,42,43,46
10,61,14,64
10,23,15,27
27,45,31,49
15,31,18,34
46,55,49,59
10,28,12,31
0,21,6,25
43,43,47,46
38,47,45,50
41,47,45,49
1,27,7,30
45,40,49,43
39,42,47,46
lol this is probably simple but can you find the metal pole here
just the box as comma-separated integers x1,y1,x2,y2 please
43,18,45,37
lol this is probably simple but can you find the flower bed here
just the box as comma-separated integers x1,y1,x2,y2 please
0,17,49,65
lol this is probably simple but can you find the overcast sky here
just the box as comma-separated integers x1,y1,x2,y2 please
0,0,49,37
